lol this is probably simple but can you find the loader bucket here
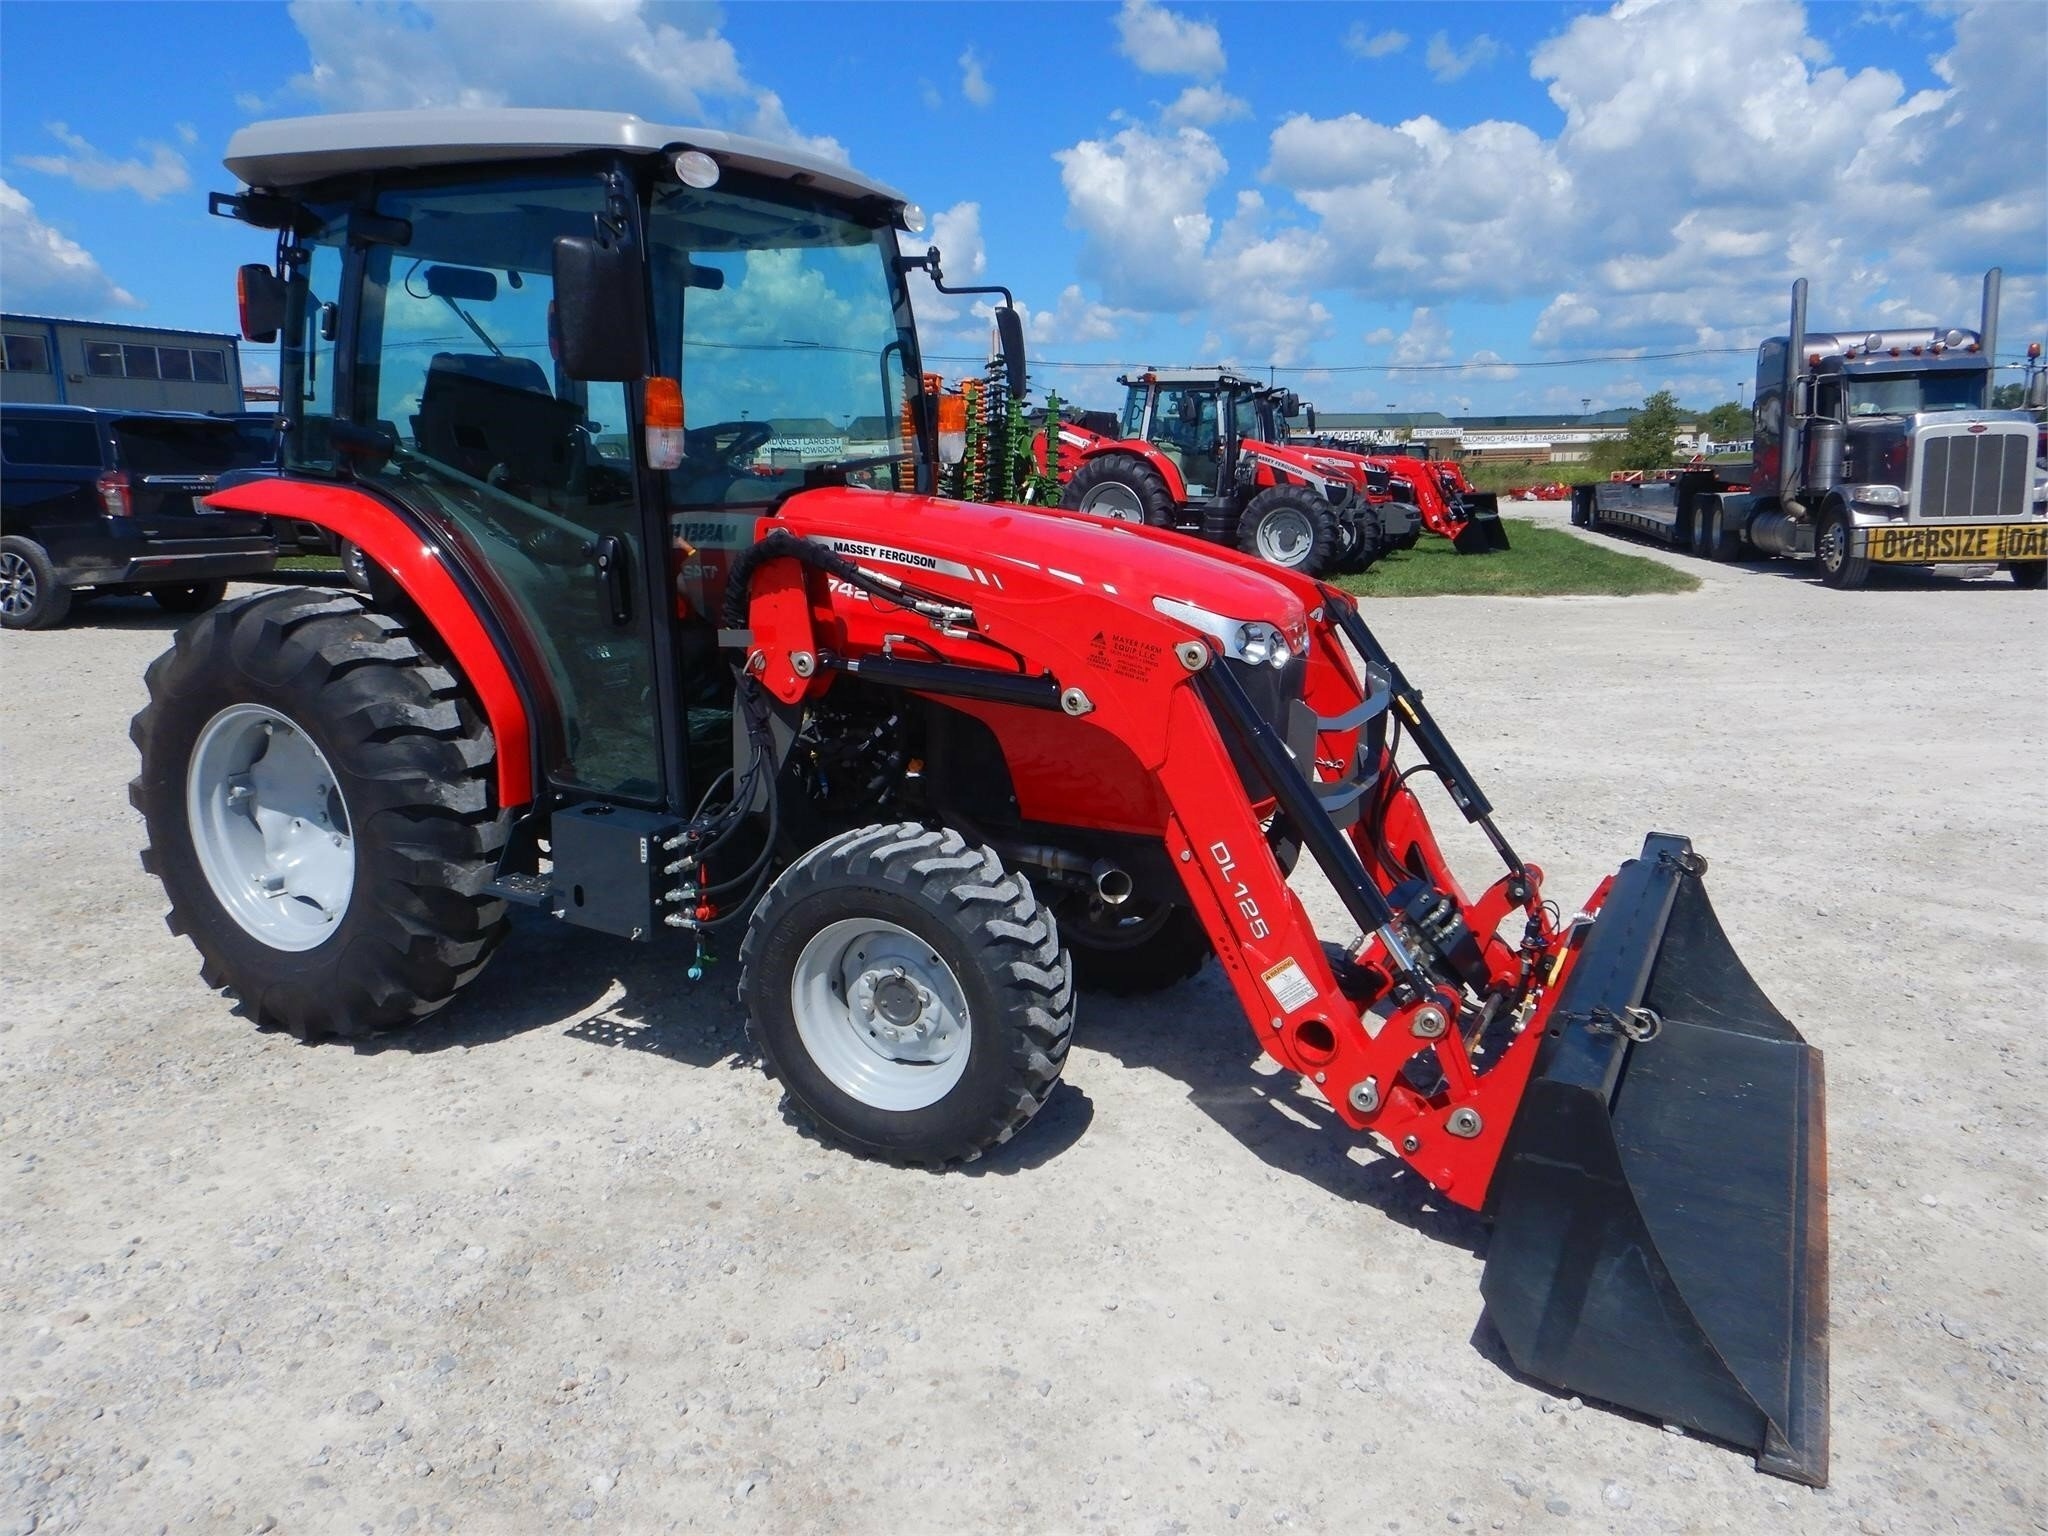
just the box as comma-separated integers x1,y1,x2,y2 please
1480,833,1828,1485
1451,494,1511,553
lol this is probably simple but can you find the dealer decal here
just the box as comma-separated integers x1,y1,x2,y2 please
1867,523,2048,563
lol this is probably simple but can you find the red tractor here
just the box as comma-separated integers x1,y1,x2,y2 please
130,109,1827,1485
1286,432,1512,554
1039,369,1392,576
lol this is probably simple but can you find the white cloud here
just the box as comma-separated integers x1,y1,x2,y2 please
1388,307,1452,367
0,179,140,313
280,0,845,162
14,123,191,201
1424,31,1501,83
1055,124,1227,312
919,79,943,111
175,122,200,147
1011,285,1128,346
1344,26,1408,60
1114,0,1226,78
959,47,993,107
1163,84,1250,126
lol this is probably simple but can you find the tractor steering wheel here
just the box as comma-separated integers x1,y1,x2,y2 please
683,420,776,469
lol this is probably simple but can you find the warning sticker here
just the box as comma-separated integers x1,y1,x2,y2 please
1261,958,1319,1014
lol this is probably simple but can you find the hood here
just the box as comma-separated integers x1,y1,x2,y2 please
777,486,1309,629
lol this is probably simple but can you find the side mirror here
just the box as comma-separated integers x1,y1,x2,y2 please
994,305,1027,399
552,234,646,382
1304,405,1316,434
2026,371,2048,412
1283,392,1301,417
236,264,287,344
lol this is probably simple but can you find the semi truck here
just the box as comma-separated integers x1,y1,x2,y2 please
1574,269,2048,588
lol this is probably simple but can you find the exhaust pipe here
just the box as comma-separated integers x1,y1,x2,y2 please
1091,860,1134,906
1980,267,2001,409
1780,278,1807,514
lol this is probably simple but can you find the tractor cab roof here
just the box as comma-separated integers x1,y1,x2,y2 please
224,108,906,213
1119,367,1264,393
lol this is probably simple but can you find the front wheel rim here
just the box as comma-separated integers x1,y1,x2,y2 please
186,704,356,951
1082,482,1145,522
0,552,37,616
1256,509,1315,566
1819,521,1844,572
790,918,972,1111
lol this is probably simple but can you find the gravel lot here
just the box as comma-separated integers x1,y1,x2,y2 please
3,533,2043,1536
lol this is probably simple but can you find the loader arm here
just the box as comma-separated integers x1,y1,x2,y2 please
733,490,1826,1484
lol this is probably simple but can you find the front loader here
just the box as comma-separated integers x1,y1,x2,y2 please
129,108,1827,1484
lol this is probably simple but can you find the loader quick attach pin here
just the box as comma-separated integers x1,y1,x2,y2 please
1348,1077,1381,1115
790,650,816,678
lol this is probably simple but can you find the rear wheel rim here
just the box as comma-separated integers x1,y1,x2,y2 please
1256,508,1315,566
1081,482,1145,522
790,917,971,1111
0,552,37,617
186,704,356,952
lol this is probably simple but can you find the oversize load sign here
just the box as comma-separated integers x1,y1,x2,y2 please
1867,523,2048,563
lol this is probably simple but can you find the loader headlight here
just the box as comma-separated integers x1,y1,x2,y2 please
1153,596,1301,669
1236,621,1291,668
1849,484,1906,508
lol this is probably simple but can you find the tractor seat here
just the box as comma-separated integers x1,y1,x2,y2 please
412,352,584,489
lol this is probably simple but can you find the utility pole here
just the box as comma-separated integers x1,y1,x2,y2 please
1581,396,1591,416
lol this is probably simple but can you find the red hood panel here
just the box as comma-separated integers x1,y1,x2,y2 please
773,487,1308,626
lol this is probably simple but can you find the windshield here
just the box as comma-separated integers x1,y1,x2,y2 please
1119,384,1147,438
1849,371,1985,417
647,180,917,506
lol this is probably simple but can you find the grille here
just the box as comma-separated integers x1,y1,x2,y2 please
1916,430,2031,520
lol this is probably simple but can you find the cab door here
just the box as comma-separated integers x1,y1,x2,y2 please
339,173,666,803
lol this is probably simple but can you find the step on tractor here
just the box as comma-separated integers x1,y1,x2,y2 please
130,109,1828,1484
1038,369,1395,577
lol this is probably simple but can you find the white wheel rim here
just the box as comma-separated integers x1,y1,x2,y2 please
790,918,971,1111
0,552,37,616
186,704,356,951
1082,483,1145,522
1256,509,1315,566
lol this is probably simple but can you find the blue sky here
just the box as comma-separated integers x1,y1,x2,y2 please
3,0,2042,416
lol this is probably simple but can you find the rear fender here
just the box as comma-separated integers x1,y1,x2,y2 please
203,477,536,807
1080,442,1188,503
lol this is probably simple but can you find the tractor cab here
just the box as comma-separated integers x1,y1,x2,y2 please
1112,367,1264,501
211,109,1023,813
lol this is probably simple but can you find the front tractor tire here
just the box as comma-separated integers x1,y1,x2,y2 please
1062,455,1177,528
1237,484,1339,574
740,824,1075,1168
129,589,510,1041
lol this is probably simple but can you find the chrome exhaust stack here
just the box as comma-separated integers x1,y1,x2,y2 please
1980,267,2001,409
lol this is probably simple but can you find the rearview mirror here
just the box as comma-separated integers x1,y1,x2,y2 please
993,305,1026,399
1304,405,1316,435
552,234,646,382
1283,392,1301,417
236,264,287,344
685,262,726,292
2027,370,2048,413
424,265,498,302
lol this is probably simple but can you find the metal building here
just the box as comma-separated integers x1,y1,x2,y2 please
0,313,246,413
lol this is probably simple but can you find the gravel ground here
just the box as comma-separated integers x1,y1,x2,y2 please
2,536,2043,1536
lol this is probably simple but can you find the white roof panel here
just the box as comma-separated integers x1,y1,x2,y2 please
224,109,905,209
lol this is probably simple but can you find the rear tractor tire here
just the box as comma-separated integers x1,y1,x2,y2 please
1060,896,1210,995
1333,500,1389,576
128,588,511,1041
740,824,1075,1168
1236,484,1339,575
1062,455,1177,528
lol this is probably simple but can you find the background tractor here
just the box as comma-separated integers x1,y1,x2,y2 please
128,108,1828,1486
1038,368,1390,576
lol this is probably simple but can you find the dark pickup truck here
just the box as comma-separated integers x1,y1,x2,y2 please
1,404,280,629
